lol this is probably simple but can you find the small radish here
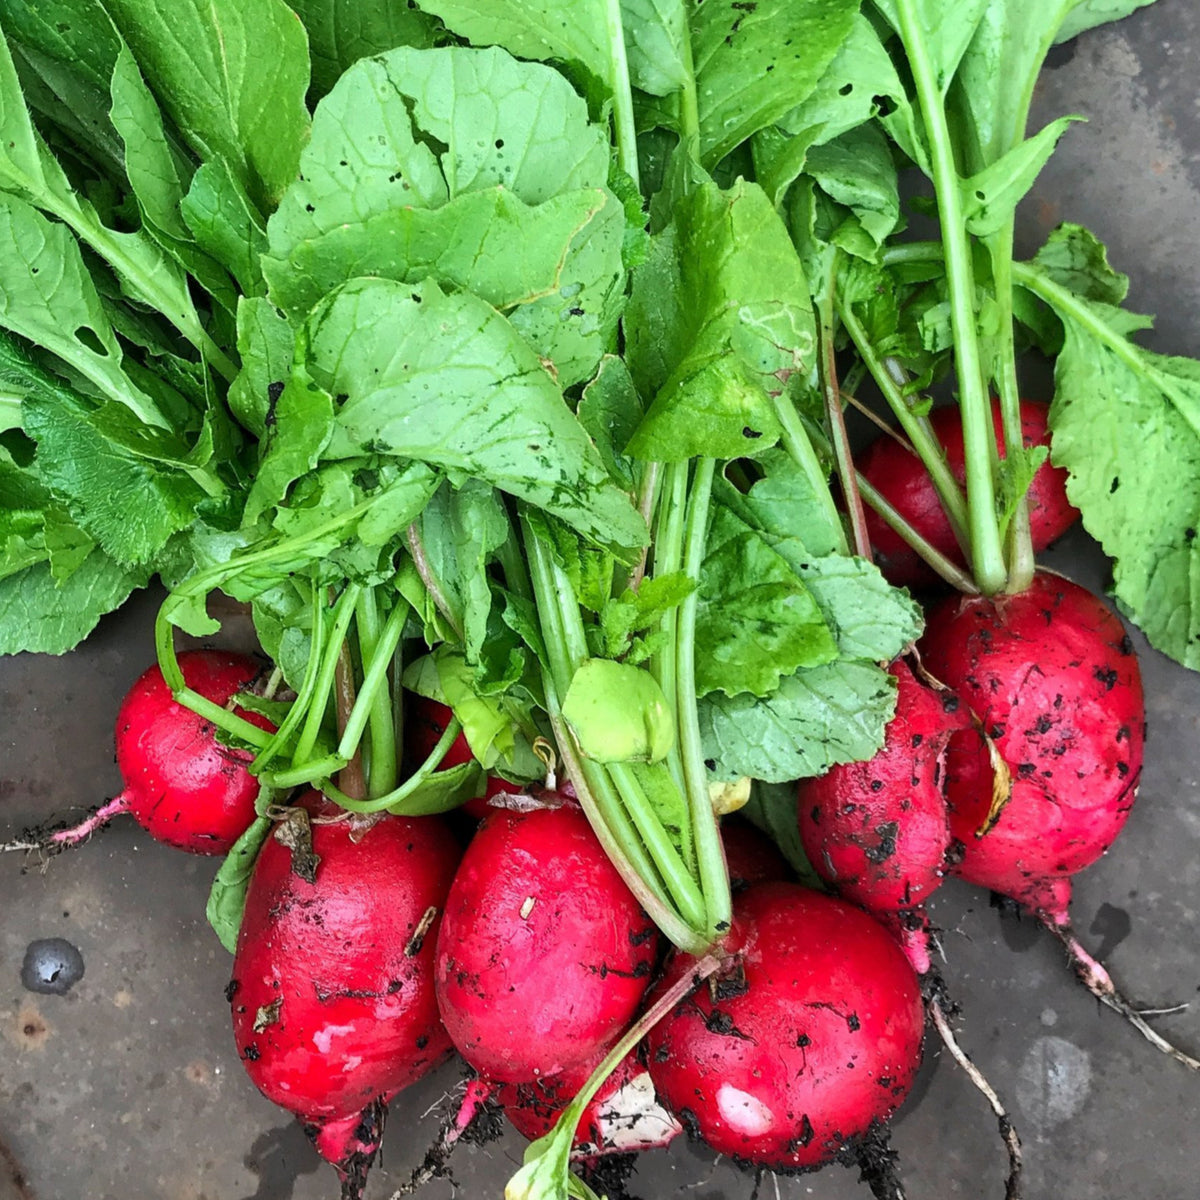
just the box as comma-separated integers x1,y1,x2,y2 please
230,791,461,1197
494,1047,681,1160
434,800,659,1083
3,650,273,857
646,882,924,1174
721,818,790,893
921,573,1197,1069
798,659,957,925
861,400,1078,589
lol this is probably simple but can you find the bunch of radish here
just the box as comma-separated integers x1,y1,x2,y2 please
5,3,1200,1200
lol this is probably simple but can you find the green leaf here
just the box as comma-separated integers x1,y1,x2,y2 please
626,179,816,461
416,479,510,663
108,44,190,240
287,0,441,96
306,277,647,556
243,367,335,525
1031,221,1130,305
0,191,162,427
0,550,148,654
1024,258,1200,668
101,0,311,211
180,160,269,296
699,659,898,783
871,0,991,98
805,123,902,256
577,355,643,489
621,0,689,96
264,46,622,384
692,0,861,166
206,814,272,953
562,658,675,764
1055,0,1158,44
598,570,693,659
23,393,209,565
696,505,837,699
742,780,822,884
414,0,610,87
386,759,487,816
227,298,294,438
961,115,1081,237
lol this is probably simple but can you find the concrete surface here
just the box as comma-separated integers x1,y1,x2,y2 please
4,4,1200,1199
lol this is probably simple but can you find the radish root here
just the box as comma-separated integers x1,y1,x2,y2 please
387,1078,496,1198
1047,923,1200,1072
928,996,1023,1200
1,795,129,857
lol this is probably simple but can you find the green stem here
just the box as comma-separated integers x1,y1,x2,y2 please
836,292,969,543
678,27,702,157
540,531,706,931
770,391,849,554
818,265,871,558
523,520,702,952
259,753,348,790
292,585,360,767
406,521,464,640
252,581,329,773
650,462,689,795
676,458,732,942
152,615,273,749
604,0,640,188
321,718,465,815
895,0,1006,593
343,590,405,795
987,222,1036,592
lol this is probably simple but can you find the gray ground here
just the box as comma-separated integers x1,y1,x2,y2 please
4,4,1200,1199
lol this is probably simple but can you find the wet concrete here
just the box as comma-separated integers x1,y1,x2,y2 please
3,4,1200,1199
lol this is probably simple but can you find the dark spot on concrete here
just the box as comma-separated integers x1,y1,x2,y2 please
21,939,84,995
1089,902,1132,962
240,1122,320,1200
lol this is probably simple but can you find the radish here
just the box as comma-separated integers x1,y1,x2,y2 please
920,573,1197,1068
494,1047,681,1161
434,800,659,1083
3,650,273,857
797,659,956,928
229,791,461,1198
721,818,790,892
646,882,924,1175
860,400,1078,589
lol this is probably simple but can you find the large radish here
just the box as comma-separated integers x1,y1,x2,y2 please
921,573,1197,1069
229,791,461,1198
646,883,924,1179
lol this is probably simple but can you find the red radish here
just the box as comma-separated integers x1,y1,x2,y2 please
798,659,958,925
920,573,1197,1069
920,573,1143,916
434,800,659,1083
494,1047,681,1160
230,791,461,1197
861,399,1079,588
646,882,924,1171
3,650,273,857
406,698,525,819
721,818,790,892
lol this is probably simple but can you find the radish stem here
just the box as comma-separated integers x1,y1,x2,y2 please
894,0,1006,594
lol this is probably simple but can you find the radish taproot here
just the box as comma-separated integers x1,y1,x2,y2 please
860,400,1078,589
921,573,1198,1069
434,800,659,1083
646,882,924,1174
3,651,273,857
229,791,461,1197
